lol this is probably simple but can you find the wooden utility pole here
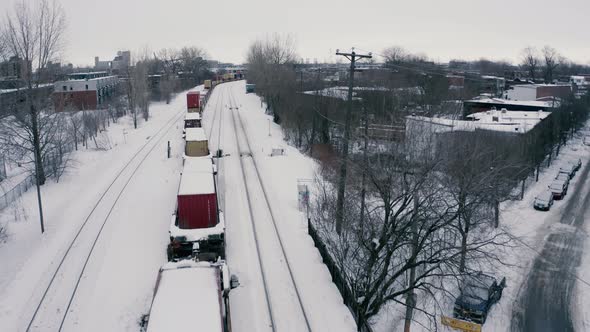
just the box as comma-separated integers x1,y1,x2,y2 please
334,48,372,234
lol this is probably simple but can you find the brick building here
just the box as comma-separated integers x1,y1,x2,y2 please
53,72,119,111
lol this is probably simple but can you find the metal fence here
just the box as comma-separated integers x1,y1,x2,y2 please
0,158,6,181
0,141,74,211
0,174,35,210
307,218,373,332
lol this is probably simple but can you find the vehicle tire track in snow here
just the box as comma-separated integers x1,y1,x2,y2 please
511,160,590,332
25,107,186,332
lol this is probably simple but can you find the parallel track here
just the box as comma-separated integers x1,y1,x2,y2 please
227,83,313,332
25,103,186,332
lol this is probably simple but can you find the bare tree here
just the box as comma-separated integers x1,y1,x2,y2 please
521,47,540,81
126,50,150,128
382,46,408,64
542,45,560,83
1,0,66,233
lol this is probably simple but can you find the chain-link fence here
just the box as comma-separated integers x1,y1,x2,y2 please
0,175,35,210
0,158,6,181
0,141,75,211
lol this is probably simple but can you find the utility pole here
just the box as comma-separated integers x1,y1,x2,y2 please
334,48,372,235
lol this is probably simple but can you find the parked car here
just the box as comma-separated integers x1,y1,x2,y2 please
453,273,506,324
549,180,568,200
534,190,555,211
555,173,570,189
567,158,582,172
559,164,577,179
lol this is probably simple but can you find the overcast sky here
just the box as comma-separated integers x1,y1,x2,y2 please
2,0,589,66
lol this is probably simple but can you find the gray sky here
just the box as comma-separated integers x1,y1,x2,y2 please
2,0,589,66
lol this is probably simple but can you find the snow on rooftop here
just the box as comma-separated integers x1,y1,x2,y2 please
185,112,201,121
185,127,206,141
303,86,422,100
408,108,549,134
146,265,222,332
178,170,215,195
467,97,558,108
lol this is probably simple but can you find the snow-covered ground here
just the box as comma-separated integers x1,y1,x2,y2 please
0,92,189,331
203,81,357,332
376,127,590,332
0,81,357,332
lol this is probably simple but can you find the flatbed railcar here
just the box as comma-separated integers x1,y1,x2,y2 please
168,157,224,261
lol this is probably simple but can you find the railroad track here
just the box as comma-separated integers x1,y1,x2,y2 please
227,84,312,332
25,104,186,332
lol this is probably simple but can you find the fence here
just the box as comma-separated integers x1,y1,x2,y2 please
307,218,374,332
0,141,75,211
0,174,35,210
0,158,6,181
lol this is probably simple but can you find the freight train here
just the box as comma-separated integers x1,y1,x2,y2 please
169,85,223,262
145,83,237,332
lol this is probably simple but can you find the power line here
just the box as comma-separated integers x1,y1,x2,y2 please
334,48,372,235
353,47,506,85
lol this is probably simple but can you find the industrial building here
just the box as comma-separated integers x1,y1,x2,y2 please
53,71,119,111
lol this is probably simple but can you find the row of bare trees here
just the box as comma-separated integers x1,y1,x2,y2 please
311,125,521,330
521,46,568,83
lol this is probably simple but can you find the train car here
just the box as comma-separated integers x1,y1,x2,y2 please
145,260,239,332
187,91,200,113
168,157,224,261
204,80,212,89
184,112,201,129
184,128,209,157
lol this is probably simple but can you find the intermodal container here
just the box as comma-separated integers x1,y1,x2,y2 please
177,193,217,229
187,91,200,109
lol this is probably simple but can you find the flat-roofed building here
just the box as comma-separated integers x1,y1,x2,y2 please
53,71,119,111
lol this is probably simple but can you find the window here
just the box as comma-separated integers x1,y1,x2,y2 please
85,84,89,90
70,86,73,91
63,86,67,91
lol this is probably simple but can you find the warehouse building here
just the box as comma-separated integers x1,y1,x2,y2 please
53,71,119,111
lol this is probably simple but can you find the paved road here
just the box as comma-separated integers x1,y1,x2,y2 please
511,161,590,332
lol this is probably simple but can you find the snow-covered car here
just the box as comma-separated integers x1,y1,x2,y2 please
567,158,582,172
549,180,568,200
453,274,506,324
533,190,554,211
554,173,570,188
558,164,577,179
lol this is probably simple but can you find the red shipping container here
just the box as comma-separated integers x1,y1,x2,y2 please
177,193,217,229
177,169,217,229
187,91,200,109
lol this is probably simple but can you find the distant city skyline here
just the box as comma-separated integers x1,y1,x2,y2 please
1,0,589,67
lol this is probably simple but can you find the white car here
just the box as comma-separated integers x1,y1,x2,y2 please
534,190,554,211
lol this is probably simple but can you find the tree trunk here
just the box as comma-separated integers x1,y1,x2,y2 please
30,107,46,185
404,192,420,332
